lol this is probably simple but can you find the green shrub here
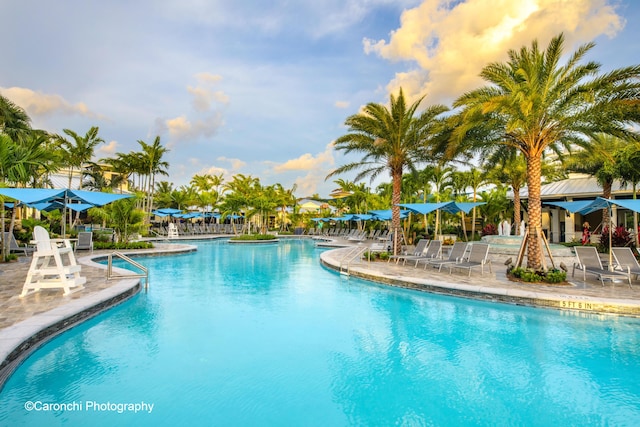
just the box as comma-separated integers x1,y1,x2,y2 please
229,234,277,241
508,266,567,284
545,269,567,283
94,241,154,250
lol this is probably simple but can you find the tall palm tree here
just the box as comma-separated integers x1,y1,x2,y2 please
0,94,31,141
615,141,640,245
327,88,449,254
453,33,640,270
565,134,627,226
138,136,169,221
56,126,104,189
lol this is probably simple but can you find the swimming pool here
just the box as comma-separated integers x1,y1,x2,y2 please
1,239,640,426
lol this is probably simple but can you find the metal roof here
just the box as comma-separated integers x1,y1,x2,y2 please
518,174,634,200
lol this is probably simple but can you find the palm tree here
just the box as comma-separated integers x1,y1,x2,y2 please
327,88,449,254
615,141,640,245
452,33,640,270
138,137,169,221
0,94,31,141
56,126,104,189
565,134,627,226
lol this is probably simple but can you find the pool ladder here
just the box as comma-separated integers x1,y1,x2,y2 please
338,245,368,276
107,251,149,289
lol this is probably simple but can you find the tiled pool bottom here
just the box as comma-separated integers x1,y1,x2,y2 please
2,239,640,426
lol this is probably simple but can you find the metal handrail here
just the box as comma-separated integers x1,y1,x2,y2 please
107,251,149,289
339,245,368,276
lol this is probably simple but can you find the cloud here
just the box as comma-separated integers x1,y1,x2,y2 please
335,100,350,109
98,140,119,156
217,156,247,171
272,142,335,173
0,86,104,119
165,112,224,142
188,73,229,112
363,0,625,104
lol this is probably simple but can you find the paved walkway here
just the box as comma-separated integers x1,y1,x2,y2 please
319,244,640,317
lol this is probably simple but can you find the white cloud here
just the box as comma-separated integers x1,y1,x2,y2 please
165,112,224,143
363,0,625,104
98,140,119,155
0,86,104,119
272,142,335,173
217,156,247,171
335,100,350,109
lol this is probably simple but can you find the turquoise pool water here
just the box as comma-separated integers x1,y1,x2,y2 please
1,239,640,426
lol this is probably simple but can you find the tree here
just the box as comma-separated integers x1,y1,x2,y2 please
0,94,31,141
565,134,627,226
452,33,640,270
57,126,104,189
615,141,640,246
327,88,449,254
138,137,169,222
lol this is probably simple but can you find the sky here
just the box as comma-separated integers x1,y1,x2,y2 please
2,0,639,198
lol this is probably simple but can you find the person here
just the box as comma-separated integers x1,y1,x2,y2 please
581,221,590,245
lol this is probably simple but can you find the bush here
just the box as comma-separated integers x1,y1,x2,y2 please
229,234,277,241
94,242,154,250
599,226,634,252
508,266,567,284
481,223,498,236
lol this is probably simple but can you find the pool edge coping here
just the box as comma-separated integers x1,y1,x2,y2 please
0,243,198,390
319,249,640,317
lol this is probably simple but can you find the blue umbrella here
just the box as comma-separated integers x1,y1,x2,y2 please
368,209,409,221
398,201,486,215
0,187,132,235
544,200,596,213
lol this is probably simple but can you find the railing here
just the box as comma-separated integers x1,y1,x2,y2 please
149,229,169,242
338,245,368,276
107,251,149,289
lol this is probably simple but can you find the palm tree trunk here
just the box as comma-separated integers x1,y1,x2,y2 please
513,186,522,235
391,167,402,255
602,179,612,227
471,190,477,239
526,154,543,270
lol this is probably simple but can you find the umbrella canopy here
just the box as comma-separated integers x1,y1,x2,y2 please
544,200,596,213
152,208,183,217
398,201,485,215
368,209,409,221
0,187,132,235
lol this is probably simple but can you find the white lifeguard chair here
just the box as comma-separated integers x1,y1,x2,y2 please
21,226,86,297
167,222,179,239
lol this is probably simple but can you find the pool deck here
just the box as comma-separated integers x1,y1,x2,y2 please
2,236,640,387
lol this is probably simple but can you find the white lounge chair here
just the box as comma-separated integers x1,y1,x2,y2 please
21,226,86,297
449,243,492,276
572,246,631,287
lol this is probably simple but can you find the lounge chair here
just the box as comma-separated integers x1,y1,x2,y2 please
75,231,94,253
449,243,492,276
396,240,442,267
611,247,640,287
2,232,35,256
572,246,631,287
21,226,86,297
418,241,468,271
388,239,430,264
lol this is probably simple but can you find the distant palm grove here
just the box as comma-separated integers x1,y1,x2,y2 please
2,34,640,269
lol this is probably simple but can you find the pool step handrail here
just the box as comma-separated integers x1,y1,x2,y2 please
339,245,368,276
107,251,149,289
